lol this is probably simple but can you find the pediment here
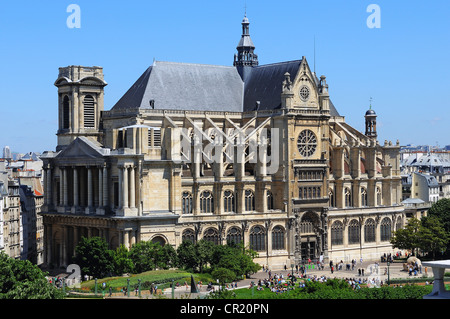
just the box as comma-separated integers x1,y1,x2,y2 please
56,137,108,159
291,58,319,108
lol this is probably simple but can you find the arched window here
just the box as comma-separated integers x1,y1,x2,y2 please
345,187,352,207
329,189,335,207
361,187,368,207
226,227,242,245
182,229,195,244
203,228,220,245
272,226,285,250
331,221,343,245
151,236,166,246
249,225,266,251
376,187,382,206
364,218,376,243
395,216,403,231
380,217,392,241
83,95,95,128
244,189,255,211
182,192,192,215
223,190,235,213
348,219,360,244
266,191,274,210
200,190,214,213
63,95,70,129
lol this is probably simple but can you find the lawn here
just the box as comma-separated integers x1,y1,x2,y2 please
78,270,214,292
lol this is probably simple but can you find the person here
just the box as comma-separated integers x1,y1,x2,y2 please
331,265,334,274
109,286,112,297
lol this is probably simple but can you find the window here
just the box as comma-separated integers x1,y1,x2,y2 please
348,219,360,244
63,95,70,129
182,229,195,244
203,228,220,245
83,95,95,128
297,130,317,157
329,189,335,207
299,85,310,101
361,187,368,207
364,218,376,243
249,225,266,251
376,187,382,206
182,192,192,215
200,191,214,213
148,128,161,148
226,227,242,245
272,226,285,250
331,221,343,245
223,190,235,213
345,188,352,207
244,189,255,211
380,218,392,241
266,191,274,210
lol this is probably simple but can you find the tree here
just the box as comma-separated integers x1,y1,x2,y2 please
428,198,450,233
390,218,422,255
212,267,236,285
129,241,158,273
74,236,114,278
113,244,134,275
195,239,214,273
419,215,449,258
177,240,198,271
0,252,64,299
158,244,178,269
210,243,260,278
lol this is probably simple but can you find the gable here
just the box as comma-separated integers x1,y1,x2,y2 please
56,137,109,160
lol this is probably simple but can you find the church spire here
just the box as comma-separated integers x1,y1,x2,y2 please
233,14,258,67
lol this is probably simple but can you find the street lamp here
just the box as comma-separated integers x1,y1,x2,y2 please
387,261,390,286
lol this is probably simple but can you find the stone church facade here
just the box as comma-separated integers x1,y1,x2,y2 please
40,15,404,269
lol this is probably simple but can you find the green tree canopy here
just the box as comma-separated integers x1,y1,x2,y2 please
428,198,450,233
0,252,64,299
390,218,422,255
419,215,449,258
113,244,135,275
74,236,114,278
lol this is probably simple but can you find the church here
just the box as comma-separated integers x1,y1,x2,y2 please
40,15,404,269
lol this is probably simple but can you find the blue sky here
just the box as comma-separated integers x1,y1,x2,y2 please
0,0,449,153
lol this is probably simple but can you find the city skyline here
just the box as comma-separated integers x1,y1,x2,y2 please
0,0,449,153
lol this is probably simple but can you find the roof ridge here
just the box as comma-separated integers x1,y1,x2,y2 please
154,60,235,69
254,59,302,68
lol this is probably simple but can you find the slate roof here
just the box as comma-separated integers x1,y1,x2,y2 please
112,61,244,112
111,60,341,116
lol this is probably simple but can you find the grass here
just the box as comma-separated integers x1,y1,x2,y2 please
78,269,214,292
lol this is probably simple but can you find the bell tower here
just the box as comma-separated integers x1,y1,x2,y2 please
54,65,107,151
233,14,259,68
364,99,377,138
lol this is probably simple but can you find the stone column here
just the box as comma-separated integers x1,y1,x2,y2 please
87,166,93,208
123,166,129,209
124,230,130,249
102,165,108,207
129,165,135,209
73,167,79,207
98,167,103,207
63,167,68,206
118,166,123,209
46,164,52,206
59,169,64,206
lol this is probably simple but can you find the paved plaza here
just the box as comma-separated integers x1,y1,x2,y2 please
100,260,434,299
